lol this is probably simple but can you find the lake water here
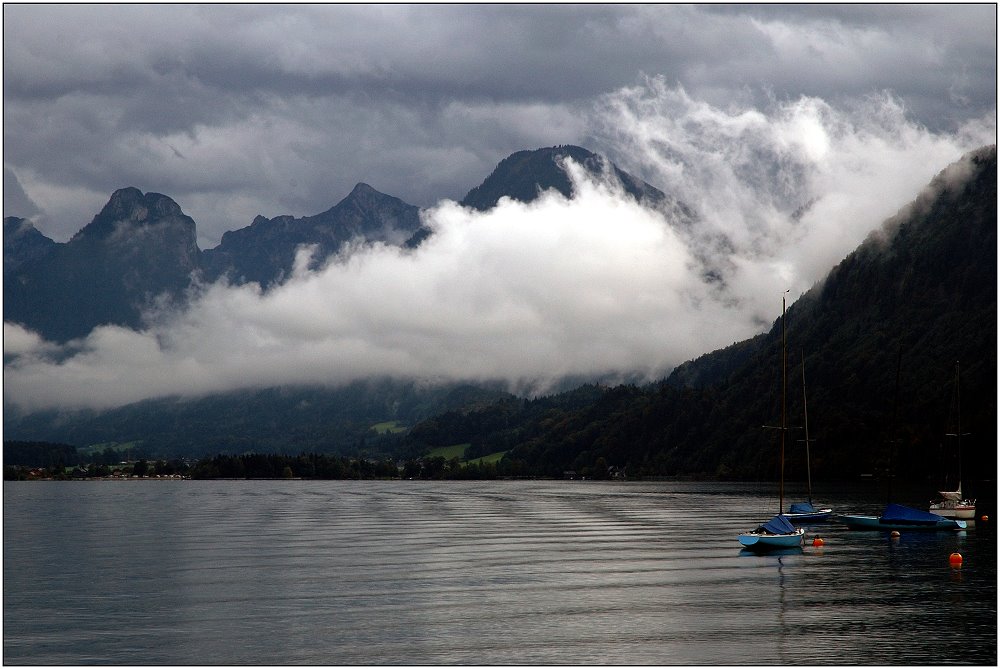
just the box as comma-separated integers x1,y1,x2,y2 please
4,480,995,665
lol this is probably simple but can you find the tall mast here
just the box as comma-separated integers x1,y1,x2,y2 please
956,361,962,486
779,292,787,516
801,350,813,505
887,346,902,505
945,361,968,490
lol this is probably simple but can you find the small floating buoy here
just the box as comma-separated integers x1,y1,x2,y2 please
949,552,963,567
812,537,824,547
981,515,989,522
890,530,901,538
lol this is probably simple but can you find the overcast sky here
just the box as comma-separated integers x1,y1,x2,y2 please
4,4,996,246
3,4,997,412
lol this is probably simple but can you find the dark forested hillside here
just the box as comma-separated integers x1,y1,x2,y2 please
404,146,997,491
4,380,512,460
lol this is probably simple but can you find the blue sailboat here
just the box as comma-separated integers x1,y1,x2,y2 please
739,293,805,550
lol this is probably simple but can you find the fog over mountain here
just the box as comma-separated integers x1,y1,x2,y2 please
4,86,993,412
3,5,995,414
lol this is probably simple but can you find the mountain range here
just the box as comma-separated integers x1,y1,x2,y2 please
4,145,660,342
4,144,997,491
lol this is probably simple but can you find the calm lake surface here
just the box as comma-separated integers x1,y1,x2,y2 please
4,480,996,665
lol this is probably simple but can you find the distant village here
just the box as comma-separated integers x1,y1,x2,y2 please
5,459,193,481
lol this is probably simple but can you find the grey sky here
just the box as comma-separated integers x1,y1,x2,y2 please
4,4,996,246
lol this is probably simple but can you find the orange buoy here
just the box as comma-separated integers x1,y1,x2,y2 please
812,537,824,547
981,515,989,522
890,530,901,538
949,552,963,567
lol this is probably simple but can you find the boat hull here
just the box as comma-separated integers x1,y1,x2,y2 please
836,514,967,530
738,529,805,549
929,503,976,520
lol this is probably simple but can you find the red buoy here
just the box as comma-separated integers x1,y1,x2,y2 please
812,537,824,547
949,552,963,567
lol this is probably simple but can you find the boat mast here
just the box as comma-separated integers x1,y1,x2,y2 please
955,360,961,488
779,292,787,516
944,361,969,491
801,350,813,506
887,346,902,505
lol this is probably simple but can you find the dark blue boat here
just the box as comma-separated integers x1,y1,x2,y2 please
784,500,833,523
837,503,967,530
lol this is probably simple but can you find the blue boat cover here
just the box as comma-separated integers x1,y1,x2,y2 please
760,514,797,534
789,502,818,514
881,503,944,523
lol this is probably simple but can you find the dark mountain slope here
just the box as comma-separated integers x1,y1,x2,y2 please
3,217,57,277
202,183,422,287
4,380,512,460
405,146,997,490
4,188,201,342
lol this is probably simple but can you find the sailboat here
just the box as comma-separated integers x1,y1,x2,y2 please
836,352,967,531
929,361,976,520
739,293,806,550
781,352,833,523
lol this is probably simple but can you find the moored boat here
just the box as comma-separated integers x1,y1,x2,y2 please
739,514,805,549
784,501,833,523
837,502,967,531
929,486,976,520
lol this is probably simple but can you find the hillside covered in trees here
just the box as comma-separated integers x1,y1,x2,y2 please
402,146,997,493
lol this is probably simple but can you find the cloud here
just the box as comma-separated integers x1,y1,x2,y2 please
4,82,995,413
4,170,708,411
588,79,996,317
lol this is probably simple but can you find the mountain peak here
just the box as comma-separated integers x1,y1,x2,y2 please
349,182,377,197
72,188,188,243
460,145,667,211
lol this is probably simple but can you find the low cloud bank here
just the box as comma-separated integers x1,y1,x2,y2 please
4,85,994,412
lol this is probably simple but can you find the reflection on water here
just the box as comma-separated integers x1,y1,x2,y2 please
4,480,996,665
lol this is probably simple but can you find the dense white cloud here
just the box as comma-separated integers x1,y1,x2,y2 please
591,80,995,314
4,83,994,412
